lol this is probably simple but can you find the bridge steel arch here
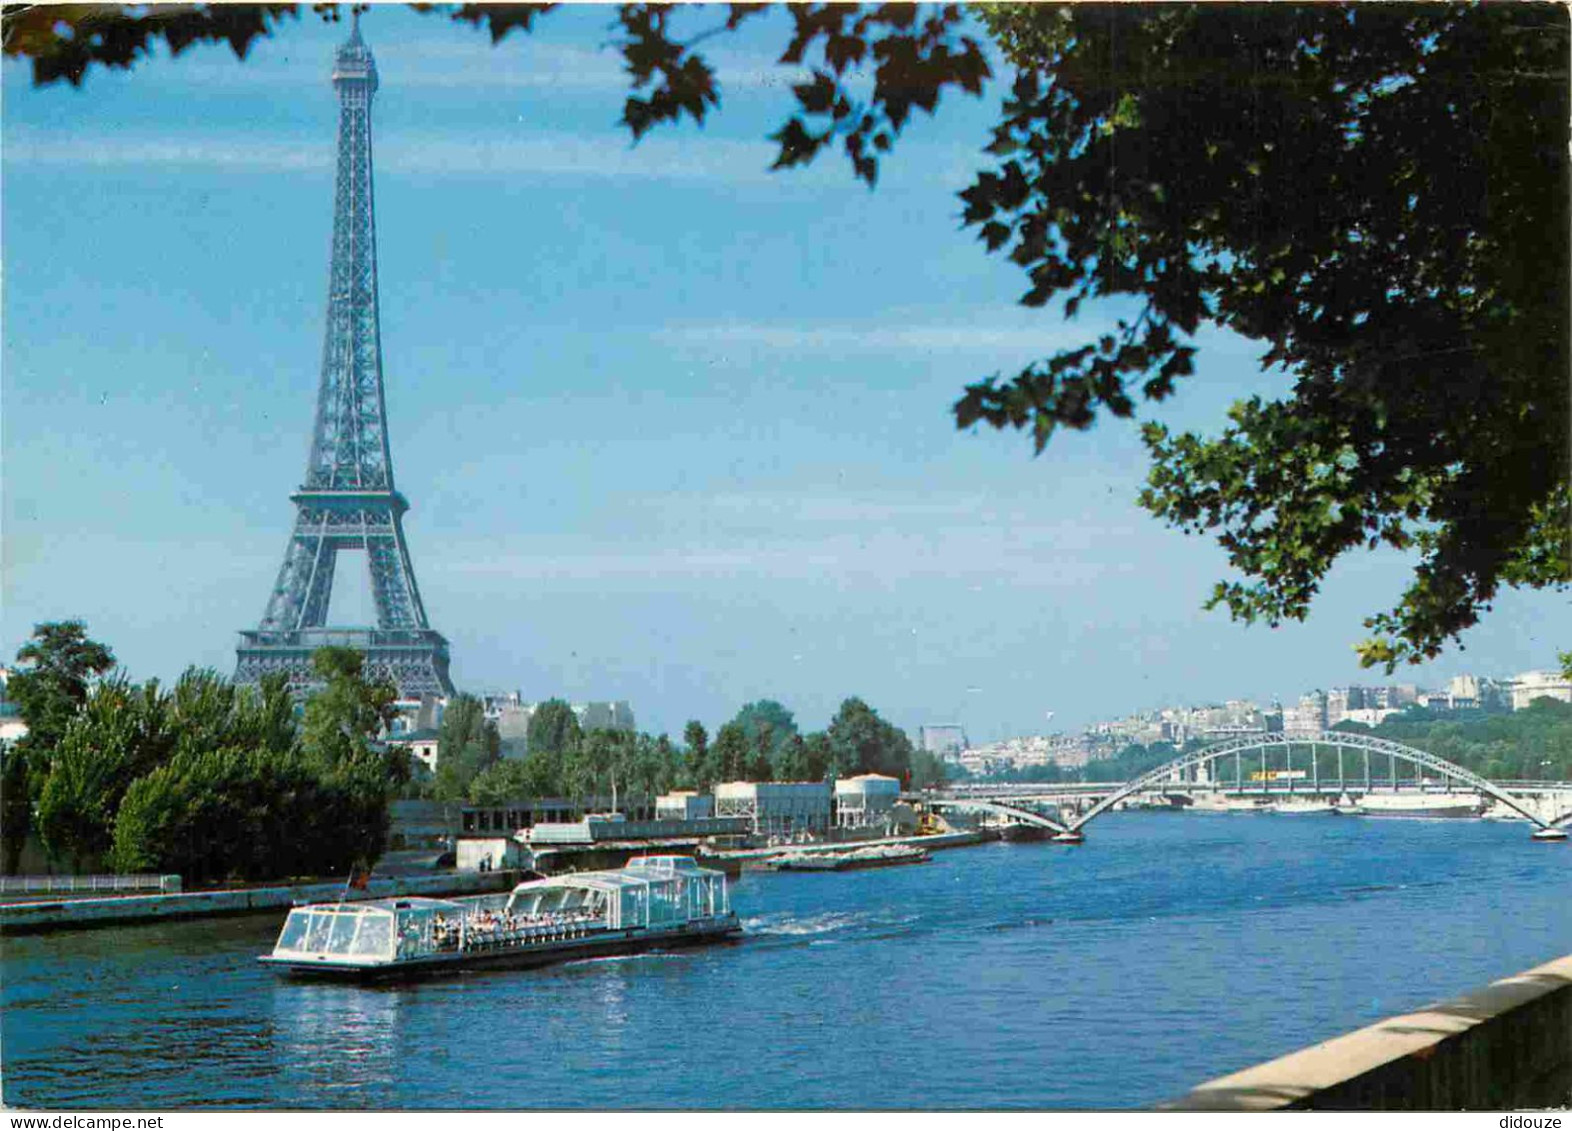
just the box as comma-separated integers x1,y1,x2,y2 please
1067,731,1556,834
924,798,1070,835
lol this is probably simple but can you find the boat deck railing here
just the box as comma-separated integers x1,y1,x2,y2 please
420,908,609,955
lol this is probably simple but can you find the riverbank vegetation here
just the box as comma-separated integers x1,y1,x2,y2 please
2,621,943,880
2,622,401,883
429,694,946,809
1344,701,1572,784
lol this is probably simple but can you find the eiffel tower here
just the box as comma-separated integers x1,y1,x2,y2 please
236,16,454,699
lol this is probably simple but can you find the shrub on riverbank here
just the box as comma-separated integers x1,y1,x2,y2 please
8,625,401,883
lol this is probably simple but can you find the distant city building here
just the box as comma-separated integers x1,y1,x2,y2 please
1446,675,1481,710
919,724,968,756
578,700,636,732
1510,670,1572,711
1326,687,1366,726
493,706,532,756
957,733,1095,776
1364,684,1420,710
386,728,440,772
945,661,1560,779
1282,691,1328,737
478,694,636,755
1442,674,1508,711
390,693,444,736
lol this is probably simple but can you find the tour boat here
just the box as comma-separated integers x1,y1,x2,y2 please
258,856,741,981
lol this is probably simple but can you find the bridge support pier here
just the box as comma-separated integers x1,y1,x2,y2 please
1530,828,1568,842
1051,831,1085,845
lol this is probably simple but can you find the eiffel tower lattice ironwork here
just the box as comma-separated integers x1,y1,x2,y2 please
236,16,454,699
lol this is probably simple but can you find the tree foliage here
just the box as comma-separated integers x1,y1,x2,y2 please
26,664,316,879
35,677,167,869
110,744,375,884
1359,699,1572,784
826,696,914,781
10,639,407,884
1,3,988,188
525,698,582,757
711,722,751,784
1082,741,1182,785
300,647,399,772
682,719,712,789
7,620,117,766
0,744,29,874
432,693,501,801
466,756,542,807
294,648,404,867
729,700,798,760
958,4,1570,667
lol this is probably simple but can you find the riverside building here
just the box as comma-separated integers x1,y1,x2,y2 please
833,774,902,831
713,781,832,839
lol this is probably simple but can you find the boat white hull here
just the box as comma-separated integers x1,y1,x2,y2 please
259,915,741,981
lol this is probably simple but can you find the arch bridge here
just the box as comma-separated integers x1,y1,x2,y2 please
923,731,1572,843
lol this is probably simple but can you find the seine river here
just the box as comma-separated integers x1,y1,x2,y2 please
4,813,1569,1110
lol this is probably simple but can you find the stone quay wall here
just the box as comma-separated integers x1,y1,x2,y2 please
0,870,521,936
1164,952,1572,1110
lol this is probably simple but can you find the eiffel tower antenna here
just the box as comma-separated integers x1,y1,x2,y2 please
236,17,455,699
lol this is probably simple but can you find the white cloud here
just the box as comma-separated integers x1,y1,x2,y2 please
2,126,845,186
117,33,810,95
434,541,1130,587
428,491,1148,588
4,132,329,172
377,132,817,184
653,320,1100,355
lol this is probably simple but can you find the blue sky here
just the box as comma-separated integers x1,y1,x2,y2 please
4,5,1566,743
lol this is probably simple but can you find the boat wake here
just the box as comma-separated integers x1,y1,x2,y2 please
743,911,865,937
979,916,1055,934
562,953,692,968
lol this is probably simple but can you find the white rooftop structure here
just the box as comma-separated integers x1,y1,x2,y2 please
834,773,902,830
714,781,831,837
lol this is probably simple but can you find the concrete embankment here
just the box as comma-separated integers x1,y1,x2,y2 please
1163,951,1572,1110
0,870,521,936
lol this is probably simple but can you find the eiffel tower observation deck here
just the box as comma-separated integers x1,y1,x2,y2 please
236,15,454,699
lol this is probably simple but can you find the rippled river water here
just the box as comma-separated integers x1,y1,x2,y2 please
4,813,1569,1110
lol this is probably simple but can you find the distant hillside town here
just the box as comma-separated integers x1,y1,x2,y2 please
924,667,1572,779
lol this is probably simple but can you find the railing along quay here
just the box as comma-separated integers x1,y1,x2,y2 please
0,874,182,897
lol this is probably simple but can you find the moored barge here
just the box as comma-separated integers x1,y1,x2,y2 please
259,856,740,981
767,844,932,871
1353,793,1485,819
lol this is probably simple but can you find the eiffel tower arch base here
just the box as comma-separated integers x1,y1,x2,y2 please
237,628,453,700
